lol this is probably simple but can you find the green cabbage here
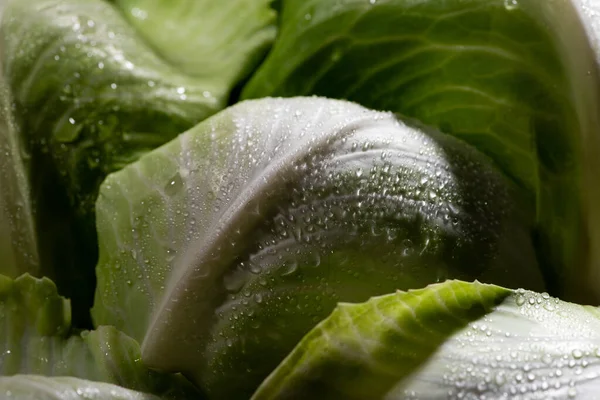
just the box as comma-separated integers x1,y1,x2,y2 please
0,0,599,399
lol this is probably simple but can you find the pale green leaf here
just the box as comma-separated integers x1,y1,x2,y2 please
113,0,276,85
0,375,162,400
91,97,544,398
0,274,200,399
0,80,39,278
253,280,600,399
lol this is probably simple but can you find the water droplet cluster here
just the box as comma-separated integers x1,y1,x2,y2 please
399,289,600,399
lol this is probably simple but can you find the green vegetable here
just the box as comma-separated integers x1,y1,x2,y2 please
254,280,600,399
242,0,600,304
0,375,162,400
0,82,39,278
0,0,275,326
92,96,544,397
0,274,200,398
113,0,276,85
1,0,600,399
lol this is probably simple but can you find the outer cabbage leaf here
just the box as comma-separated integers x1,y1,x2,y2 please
564,0,600,314
0,0,225,220
0,274,200,399
241,0,600,304
92,97,544,398
252,280,600,400
113,0,276,86
0,0,274,324
0,376,162,400
0,81,39,278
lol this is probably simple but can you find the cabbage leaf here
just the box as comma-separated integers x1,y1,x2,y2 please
92,97,544,397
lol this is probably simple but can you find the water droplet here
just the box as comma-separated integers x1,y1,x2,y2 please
572,349,583,359
401,239,414,256
111,83,118,90
504,0,518,10
223,268,248,294
98,61,104,69
282,260,299,276
247,261,262,274
166,248,176,262
515,372,523,382
165,173,183,196
494,372,506,385
68,117,76,125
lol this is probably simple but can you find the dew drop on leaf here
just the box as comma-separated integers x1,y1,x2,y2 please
165,248,176,262
223,268,249,294
401,239,414,256
165,173,183,196
516,295,525,306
